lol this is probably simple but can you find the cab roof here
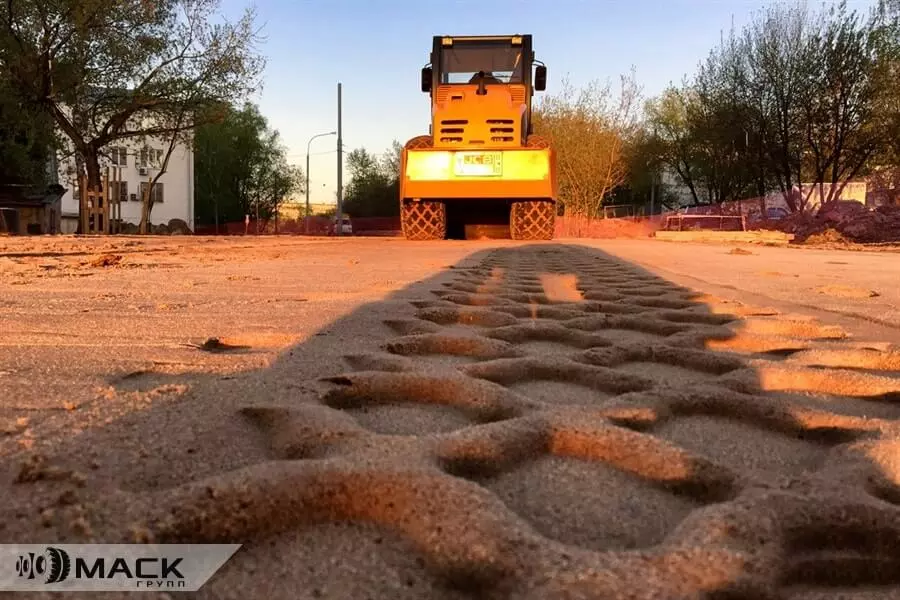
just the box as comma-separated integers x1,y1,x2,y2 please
435,34,530,45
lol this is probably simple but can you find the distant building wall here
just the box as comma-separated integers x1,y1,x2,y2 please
57,140,194,229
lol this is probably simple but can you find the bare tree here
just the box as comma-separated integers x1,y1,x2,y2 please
742,2,817,212
871,0,900,176
640,0,895,215
533,70,641,218
137,106,192,233
800,1,886,205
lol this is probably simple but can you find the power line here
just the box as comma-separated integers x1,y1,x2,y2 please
286,145,350,158
287,142,349,156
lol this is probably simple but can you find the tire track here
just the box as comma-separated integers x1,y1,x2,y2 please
125,245,900,598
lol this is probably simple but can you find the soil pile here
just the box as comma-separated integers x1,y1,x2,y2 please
779,201,900,244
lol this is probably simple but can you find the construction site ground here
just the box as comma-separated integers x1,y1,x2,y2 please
1,234,899,599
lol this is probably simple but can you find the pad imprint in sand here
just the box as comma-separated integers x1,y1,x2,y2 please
43,245,899,600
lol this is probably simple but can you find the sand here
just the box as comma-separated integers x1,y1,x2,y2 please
1,235,899,599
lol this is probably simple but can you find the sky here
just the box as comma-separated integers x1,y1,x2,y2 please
218,0,879,207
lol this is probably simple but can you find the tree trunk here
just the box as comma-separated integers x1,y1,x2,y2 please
140,198,150,234
83,147,103,233
140,181,155,235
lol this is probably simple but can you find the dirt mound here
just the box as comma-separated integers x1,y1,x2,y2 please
555,216,661,239
167,218,192,235
119,222,140,234
88,253,123,267
781,201,900,244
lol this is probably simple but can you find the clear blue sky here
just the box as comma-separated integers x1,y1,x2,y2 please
220,0,878,206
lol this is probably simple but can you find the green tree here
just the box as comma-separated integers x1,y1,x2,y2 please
643,86,704,205
194,102,301,228
0,74,55,186
0,0,264,226
248,134,303,225
613,125,680,213
341,141,402,218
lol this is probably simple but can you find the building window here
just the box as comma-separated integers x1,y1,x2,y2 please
140,182,164,204
110,181,127,204
109,147,128,166
139,148,163,168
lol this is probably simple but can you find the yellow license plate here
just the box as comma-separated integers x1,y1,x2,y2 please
453,152,502,176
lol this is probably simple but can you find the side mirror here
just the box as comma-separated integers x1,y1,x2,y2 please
534,65,547,91
421,67,432,93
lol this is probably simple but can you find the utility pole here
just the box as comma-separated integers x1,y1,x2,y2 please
336,82,343,235
306,151,310,233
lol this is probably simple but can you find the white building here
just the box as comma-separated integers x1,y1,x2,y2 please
52,95,195,233
57,136,194,233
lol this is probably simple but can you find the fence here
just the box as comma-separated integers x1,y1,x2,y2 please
77,167,125,234
193,216,403,236
188,197,804,239
192,214,666,238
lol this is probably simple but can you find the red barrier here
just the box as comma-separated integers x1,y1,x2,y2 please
192,216,401,236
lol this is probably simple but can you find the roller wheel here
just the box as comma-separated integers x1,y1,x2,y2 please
405,135,433,150
510,199,555,240
401,199,446,240
524,134,551,149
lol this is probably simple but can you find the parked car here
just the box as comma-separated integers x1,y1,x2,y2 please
332,216,352,235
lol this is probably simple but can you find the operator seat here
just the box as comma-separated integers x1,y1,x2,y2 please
469,71,502,85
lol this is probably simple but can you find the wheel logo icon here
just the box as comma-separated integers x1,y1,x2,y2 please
15,548,71,583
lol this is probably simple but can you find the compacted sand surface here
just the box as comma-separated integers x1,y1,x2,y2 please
1,235,899,599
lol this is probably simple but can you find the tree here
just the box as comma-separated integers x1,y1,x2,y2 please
691,27,761,205
736,3,814,211
614,124,681,213
643,86,704,205
0,74,55,186
640,0,896,214
797,1,888,205
532,72,641,218
341,141,402,218
871,0,900,173
138,105,192,232
379,140,403,180
193,102,302,228
0,0,265,227
247,132,302,225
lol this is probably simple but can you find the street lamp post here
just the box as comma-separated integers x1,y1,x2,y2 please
306,131,337,233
